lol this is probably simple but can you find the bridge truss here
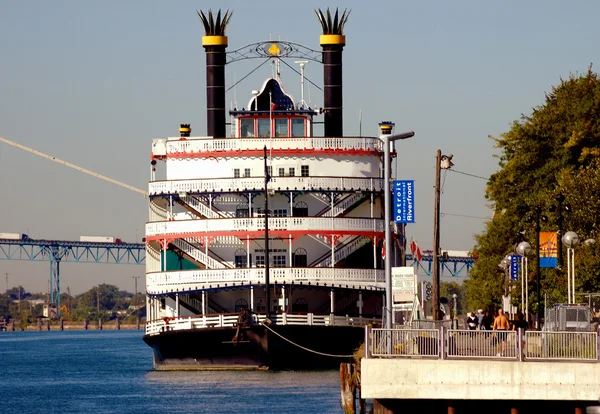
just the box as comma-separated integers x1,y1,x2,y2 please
0,239,145,311
406,253,474,278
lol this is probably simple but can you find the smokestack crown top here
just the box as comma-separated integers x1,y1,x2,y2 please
378,121,395,135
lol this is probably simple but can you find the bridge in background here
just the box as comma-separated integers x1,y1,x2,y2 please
0,238,473,307
0,238,145,310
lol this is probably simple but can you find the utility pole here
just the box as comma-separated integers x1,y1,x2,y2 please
432,150,454,321
432,150,442,321
5,272,7,293
97,288,101,316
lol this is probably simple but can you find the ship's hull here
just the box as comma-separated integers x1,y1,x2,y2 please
143,324,364,370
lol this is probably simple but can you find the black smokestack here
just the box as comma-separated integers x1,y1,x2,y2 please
316,8,350,137
198,9,232,139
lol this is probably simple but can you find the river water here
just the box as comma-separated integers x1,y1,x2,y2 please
0,331,343,413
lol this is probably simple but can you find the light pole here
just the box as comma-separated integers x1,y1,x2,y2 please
526,206,547,329
562,231,580,303
381,125,415,329
516,241,532,322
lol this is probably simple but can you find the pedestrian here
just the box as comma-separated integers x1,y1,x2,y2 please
477,309,484,329
467,312,478,331
492,308,510,356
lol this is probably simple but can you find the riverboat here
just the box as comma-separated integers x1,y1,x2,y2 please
143,8,401,370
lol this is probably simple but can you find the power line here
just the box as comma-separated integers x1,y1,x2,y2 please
441,212,491,220
448,169,489,180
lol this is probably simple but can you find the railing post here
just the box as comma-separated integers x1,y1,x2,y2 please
364,325,371,359
517,328,524,362
597,326,600,362
440,326,446,360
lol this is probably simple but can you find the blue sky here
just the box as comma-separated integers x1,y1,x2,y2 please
1,0,598,293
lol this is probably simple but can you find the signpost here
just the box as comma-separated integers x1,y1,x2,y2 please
393,180,415,224
392,266,417,303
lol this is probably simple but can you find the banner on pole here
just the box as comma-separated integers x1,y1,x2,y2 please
540,231,558,268
510,255,521,281
393,180,415,223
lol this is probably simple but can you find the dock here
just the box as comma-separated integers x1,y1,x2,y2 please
361,326,600,413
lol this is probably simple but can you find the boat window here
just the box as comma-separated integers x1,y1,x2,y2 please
258,118,270,137
288,167,295,177
272,209,287,217
255,255,265,267
273,255,286,267
278,168,285,177
292,297,308,312
234,168,240,178
234,249,247,268
240,119,255,137
235,204,249,218
301,165,309,177
275,119,288,137
293,248,308,267
292,201,308,217
244,168,251,177
235,299,249,312
291,118,304,137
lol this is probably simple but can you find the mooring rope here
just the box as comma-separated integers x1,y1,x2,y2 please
259,322,354,358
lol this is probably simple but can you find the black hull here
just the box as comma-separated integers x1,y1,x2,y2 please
143,324,364,370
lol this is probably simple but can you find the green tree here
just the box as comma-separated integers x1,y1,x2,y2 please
466,67,600,313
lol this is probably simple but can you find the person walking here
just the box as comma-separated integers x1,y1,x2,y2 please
492,308,510,356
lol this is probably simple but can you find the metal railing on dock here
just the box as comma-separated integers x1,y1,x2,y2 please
365,326,600,362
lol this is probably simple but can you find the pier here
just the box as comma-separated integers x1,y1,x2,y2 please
361,326,600,413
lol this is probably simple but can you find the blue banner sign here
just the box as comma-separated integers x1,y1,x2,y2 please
393,180,415,223
510,255,521,280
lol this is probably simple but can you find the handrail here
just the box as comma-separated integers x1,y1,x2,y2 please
164,136,383,155
365,327,599,362
149,176,383,195
146,216,384,237
146,267,385,295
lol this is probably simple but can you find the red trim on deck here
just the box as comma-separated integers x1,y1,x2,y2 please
147,229,383,249
151,148,381,161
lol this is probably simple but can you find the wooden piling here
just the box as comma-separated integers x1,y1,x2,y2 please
98,318,102,330
37,319,42,331
60,318,64,331
116,318,120,330
46,320,50,331
340,363,356,414
84,319,88,330
136,316,140,330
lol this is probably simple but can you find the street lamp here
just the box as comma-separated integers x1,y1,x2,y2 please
516,241,532,322
562,231,580,303
381,123,415,329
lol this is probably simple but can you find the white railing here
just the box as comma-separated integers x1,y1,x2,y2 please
164,136,383,155
365,327,600,362
149,177,383,196
322,193,366,217
525,331,598,361
146,217,384,237
145,312,382,335
171,239,230,269
146,267,385,294
179,294,203,313
316,236,372,268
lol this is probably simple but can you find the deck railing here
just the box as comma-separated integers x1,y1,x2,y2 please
145,312,381,335
365,327,600,362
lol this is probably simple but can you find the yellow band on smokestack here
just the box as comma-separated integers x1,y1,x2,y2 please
179,127,191,133
320,34,346,46
202,35,228,46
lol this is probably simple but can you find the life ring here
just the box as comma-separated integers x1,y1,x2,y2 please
163,317,170,325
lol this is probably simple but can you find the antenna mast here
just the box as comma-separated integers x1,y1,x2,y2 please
295,61,308,108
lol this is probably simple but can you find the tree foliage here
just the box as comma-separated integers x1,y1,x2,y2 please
465,67,600,312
